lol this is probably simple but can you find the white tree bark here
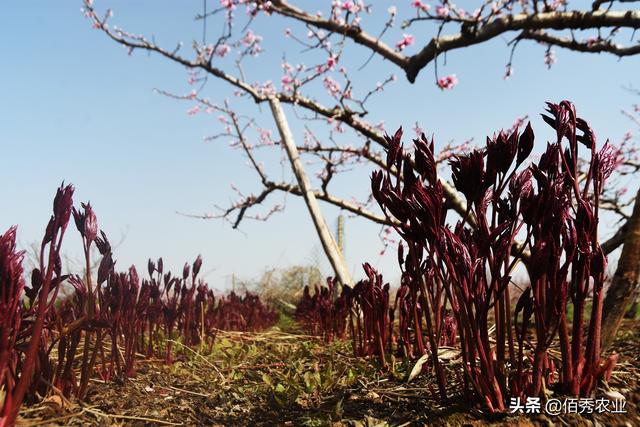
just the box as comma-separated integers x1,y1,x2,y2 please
268,97,353,286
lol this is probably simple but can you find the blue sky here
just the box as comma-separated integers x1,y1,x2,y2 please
1,1,638,289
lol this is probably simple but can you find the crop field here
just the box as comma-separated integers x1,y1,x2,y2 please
12,319,640,426
4,1,640,426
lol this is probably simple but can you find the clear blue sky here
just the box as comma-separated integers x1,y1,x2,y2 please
1,1,638,289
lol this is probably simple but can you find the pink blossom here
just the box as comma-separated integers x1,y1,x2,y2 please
284,28,292,37
323,76,342,97
331,1,343,21
257,1,273,15
587,37,598,48
436,74,458,90
254,81,276,97
220,0,235,10
436,5,449,18
245,3,257,16
341,1,356,13
327,55,338,69
395,34,414,51
187,69,201,85
281,74,295,92
240,31,263,56
412,1,430,12
388,6,397,15
216,44,231,57
241,30,260,46
547,0,566,11
187,105,201,116
258,128,274,145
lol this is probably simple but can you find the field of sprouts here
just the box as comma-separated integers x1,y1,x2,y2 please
2,102,639,426
7,0,640,424
13,318,640,426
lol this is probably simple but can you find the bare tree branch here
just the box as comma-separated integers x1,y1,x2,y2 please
269,181,394,226
523,29,640,56
262,3,640,82
406,10,640,82
83,1,637,259
592,0,640,11
269,0,409,71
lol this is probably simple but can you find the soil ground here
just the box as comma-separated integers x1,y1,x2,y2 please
17,319,639,426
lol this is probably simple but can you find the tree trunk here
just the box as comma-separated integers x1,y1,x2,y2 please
601,188,640,351
268,97,353,287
